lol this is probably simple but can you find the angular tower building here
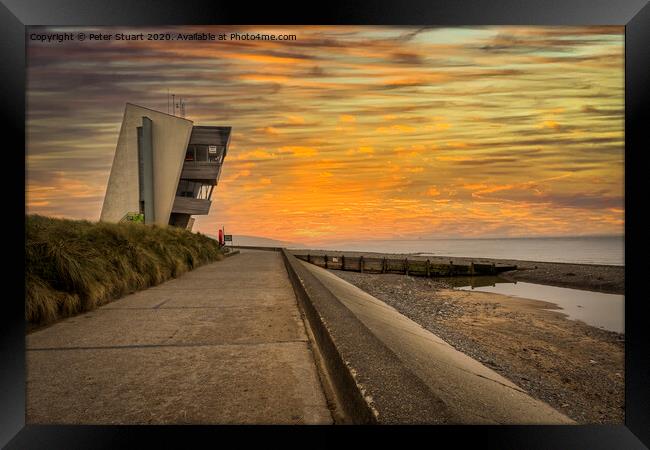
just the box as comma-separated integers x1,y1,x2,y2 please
100,103,230,230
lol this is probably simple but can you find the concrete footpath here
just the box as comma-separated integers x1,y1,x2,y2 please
26,250,332,424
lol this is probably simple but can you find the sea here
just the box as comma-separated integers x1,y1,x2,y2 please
298,236,624,266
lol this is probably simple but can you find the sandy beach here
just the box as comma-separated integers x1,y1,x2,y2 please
327,269,624,424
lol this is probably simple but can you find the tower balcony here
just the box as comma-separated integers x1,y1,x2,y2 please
180,161,222,181
171,196,212,215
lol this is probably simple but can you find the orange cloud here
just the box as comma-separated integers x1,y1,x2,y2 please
466,184,515,197
376,124,417,134
278,146,318,157
239,74,289,83
227,52,308,65
286,115,306,124
258,127,281,135
541,120,561,129
436,155,471,162
394,144,427,158
234,149,277,160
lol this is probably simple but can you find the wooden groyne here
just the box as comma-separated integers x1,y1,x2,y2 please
294,253,517,277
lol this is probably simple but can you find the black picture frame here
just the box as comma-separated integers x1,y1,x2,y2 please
2,0,648,447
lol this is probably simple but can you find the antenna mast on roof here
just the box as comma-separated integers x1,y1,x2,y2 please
165,92,185,117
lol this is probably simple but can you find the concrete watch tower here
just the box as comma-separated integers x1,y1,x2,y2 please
100,103,231,230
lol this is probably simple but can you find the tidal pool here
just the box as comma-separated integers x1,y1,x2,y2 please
453,278,624,334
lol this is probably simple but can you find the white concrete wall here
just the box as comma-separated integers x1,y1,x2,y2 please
100,104,193,225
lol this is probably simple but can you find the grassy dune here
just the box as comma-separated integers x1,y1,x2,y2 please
26,214,224,326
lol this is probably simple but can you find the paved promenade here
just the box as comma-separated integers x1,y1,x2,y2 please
26,250,332,424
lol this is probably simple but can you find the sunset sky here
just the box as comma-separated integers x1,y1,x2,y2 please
26,26,624,244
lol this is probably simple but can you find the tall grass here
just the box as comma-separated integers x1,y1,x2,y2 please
26,214,224,326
